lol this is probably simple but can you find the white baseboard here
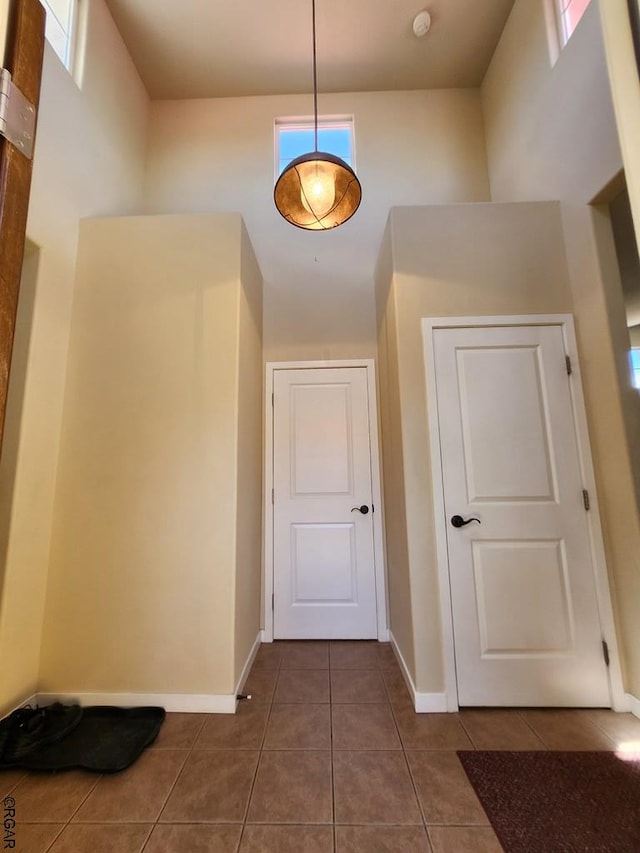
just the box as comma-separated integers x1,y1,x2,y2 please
389,631,448,714
260,630,390,643
35,691,238,714
235,632,262,697
1,693,37,719
34,633,264,716
17,693,37,711
626,692,640,719
413,691,449,713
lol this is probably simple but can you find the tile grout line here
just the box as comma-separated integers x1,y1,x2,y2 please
515,710,551,751
329,652,336,853
383,658,444,850
29,734,166,853
236,656,281,850
456,714,479,750
5,751,101,842
394,683,432,841
5,770,27,797
577,711,622,749
36,768,105,853
425,711,478,852
139,712,206,852
42,822,66,853
53,767,104,838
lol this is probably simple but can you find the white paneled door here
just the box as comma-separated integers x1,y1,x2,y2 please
432,324,610,706
272,367,378,639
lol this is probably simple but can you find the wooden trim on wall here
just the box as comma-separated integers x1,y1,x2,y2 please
0,0,45,453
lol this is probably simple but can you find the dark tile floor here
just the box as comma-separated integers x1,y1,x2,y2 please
4,641,640,852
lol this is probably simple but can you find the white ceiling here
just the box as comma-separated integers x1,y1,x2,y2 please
103,0,516,100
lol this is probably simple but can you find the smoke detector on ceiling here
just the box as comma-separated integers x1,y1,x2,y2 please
412,10,431,38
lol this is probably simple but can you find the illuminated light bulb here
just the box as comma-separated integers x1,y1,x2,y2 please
274,151,361,230
299,161,336,219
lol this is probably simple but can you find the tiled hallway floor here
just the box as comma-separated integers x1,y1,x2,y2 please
4,641,640,852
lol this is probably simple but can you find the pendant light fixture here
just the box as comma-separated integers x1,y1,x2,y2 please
274,0,362,230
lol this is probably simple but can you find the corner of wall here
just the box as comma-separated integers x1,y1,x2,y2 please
233,220,264,686
559,201,640,697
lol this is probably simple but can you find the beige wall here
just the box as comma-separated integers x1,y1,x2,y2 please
234,222,264,685
0,248,41,705
0,0,149,713
483,0,621,203
600,0,640,254
378,202,573,692
561,202,640,690
39,214,263,697
588,204,640,511
598,4,640,653
374,223,415,677
144,89,490,363
483,0,640,696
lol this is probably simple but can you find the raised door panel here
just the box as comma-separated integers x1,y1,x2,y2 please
290,383,353,496
472,540,573,656
457,346,557,503
290,523,357,604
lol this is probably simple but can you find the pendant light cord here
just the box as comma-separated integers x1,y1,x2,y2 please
312,0,318,151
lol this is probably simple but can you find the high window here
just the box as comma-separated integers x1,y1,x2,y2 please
41,0,78,70
631,349,640,390
555,0,592,48
275,118,354,177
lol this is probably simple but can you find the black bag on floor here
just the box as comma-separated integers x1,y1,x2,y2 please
0,704,165,773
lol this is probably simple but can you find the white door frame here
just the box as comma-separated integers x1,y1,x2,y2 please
422,314,626,712
263,359,389,643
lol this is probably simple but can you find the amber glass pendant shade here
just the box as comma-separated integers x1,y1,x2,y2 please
273,0,362,230
274,151,362,230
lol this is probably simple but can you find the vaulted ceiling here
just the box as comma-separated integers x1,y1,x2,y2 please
104,0,516,100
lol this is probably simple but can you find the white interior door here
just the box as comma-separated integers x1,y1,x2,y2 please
272,367,378,639
433,324,610,706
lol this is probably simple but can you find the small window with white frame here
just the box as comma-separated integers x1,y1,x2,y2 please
275,117,355,178
40,0,80,71
554,0,592,49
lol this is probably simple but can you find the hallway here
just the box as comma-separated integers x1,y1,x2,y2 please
4,641,640,852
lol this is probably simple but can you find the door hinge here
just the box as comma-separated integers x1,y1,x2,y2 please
372,503,375,513
582,489,590,511
0,69,36,159
565,355,572,376
602,639,610,667
271,593,274,611
271,488,274,505
271,392,274,407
